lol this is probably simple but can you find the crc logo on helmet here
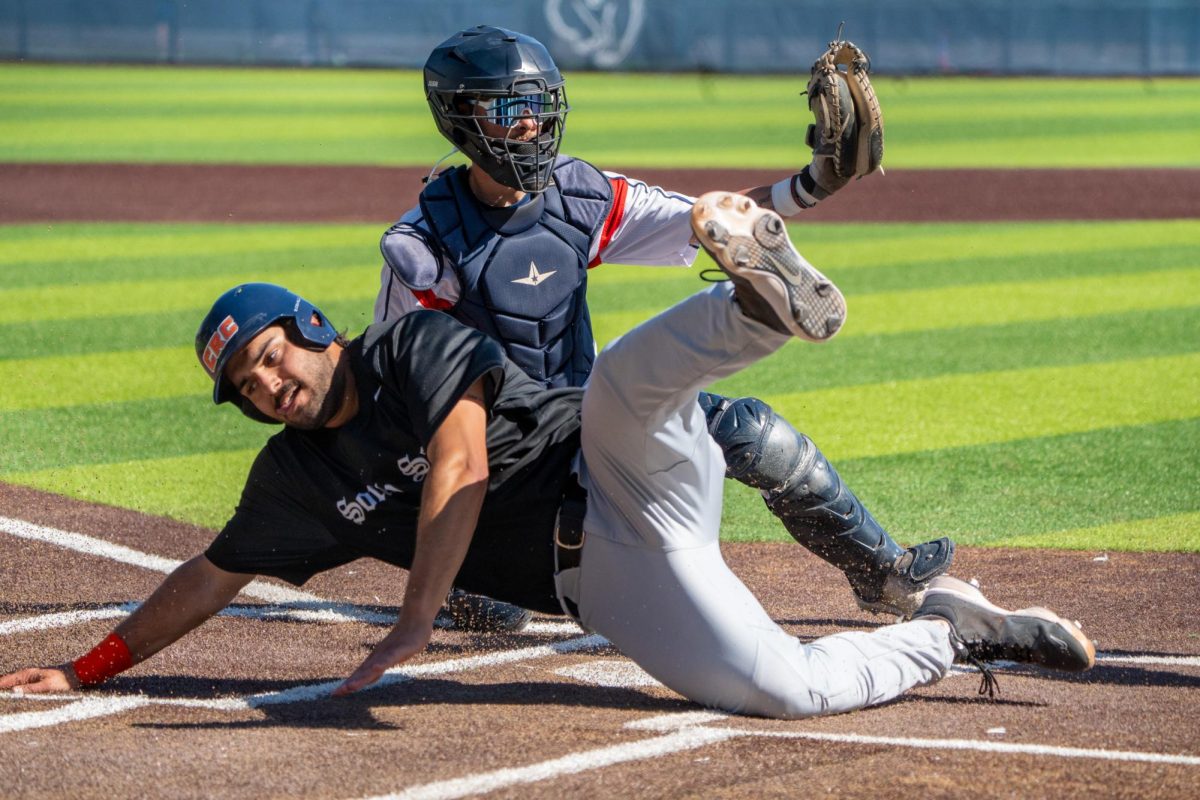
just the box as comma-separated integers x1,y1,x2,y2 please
202,315,240,375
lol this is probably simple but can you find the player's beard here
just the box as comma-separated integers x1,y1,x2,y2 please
283,354,349,430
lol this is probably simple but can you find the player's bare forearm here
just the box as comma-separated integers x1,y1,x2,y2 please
116,554,253,661
399,387,490,625
1,554,251,693
741,184,776,210
334,378,490,695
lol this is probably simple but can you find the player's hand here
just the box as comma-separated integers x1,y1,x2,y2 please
0,665,79,694
333,622,433,697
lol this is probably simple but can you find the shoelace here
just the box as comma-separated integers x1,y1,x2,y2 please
950,631,1006,699
962,650,1001,698
698,268,728,283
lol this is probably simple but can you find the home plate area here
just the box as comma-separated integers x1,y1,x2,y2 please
2,499,1199,799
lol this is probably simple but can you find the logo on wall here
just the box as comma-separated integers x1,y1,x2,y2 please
545,0,645,68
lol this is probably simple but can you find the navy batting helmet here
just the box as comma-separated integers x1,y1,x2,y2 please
424,25,568,193
195,283,337,410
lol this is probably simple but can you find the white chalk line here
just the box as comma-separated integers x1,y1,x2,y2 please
0,695,150,734
369,726,742,800
0,634,609,727
0,605,135,636
0,516,391,624
739,728,1200,767
1097,653,1200,667
0,517,591,638
0,603,377,636
0,600,583,639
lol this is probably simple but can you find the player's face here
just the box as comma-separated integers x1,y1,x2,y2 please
224,322,344,429
463,95,544,142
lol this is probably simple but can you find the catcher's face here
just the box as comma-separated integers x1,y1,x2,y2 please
460,95,546,142
224,321,346,430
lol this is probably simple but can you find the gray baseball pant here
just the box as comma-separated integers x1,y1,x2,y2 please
556,283,955,719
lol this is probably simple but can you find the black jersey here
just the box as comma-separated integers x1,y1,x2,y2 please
204,310,582,614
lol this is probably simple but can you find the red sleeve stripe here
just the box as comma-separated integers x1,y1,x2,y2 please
412,289,454,311
588,176,629,268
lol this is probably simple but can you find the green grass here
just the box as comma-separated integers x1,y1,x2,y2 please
1,64,1198,167
1,219,1197,550
720,419,1200,551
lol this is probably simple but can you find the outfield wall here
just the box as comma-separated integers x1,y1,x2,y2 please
1,0,1198,75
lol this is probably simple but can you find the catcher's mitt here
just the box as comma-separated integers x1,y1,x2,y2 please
805,34,884,196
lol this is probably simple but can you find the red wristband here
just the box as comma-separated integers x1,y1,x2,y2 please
72,632,134,686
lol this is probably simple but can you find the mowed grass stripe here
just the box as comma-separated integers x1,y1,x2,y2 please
9,336,1196,473
842,418,1200,548
1,244,380,291
6,449,261,531
845,268,1199,336
592,240,1200,304
3,347,204,411
4,219,1193,308
0,223,379,277
761,353,1200,461
1,267,380,324
6,219,1193,281
1001,512,1200,552
0,397,269,473
4,298,379,361
591,267,1199,346
720,418,1200,549
712,305,1200,396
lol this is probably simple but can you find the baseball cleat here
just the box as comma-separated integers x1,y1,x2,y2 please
433,588,533,633
851,537,955,618
691,191,846,342
913,576,1095,696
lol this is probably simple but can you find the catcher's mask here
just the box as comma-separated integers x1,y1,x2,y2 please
195,283,337,424
424,25,569,194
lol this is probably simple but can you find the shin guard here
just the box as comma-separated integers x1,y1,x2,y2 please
699,392,954,615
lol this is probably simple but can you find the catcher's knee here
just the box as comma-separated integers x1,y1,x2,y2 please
701,393,808,490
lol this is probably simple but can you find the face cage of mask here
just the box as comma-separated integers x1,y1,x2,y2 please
439,89,570,193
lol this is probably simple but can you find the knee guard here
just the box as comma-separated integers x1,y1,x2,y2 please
700,392,954,615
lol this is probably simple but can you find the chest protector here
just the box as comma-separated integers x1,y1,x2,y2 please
418,157,613,388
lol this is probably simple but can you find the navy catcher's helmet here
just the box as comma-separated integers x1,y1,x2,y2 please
424,25,568,194
195,283,337,412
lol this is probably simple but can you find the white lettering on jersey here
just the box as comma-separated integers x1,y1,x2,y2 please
335,450,430,525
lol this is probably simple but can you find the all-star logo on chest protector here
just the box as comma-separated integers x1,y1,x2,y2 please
512,262,557,286
411,157,614,389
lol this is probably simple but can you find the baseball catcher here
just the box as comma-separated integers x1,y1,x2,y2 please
377,27,952,629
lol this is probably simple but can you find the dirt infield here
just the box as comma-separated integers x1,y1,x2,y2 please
2,483,1198,799
2,163,1198,224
